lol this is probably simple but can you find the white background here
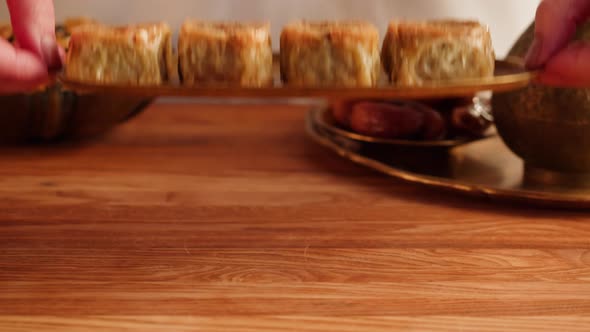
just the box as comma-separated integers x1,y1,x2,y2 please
1,0,540,56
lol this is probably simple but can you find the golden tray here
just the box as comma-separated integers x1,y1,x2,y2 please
60,57,535,100
305,108,590,209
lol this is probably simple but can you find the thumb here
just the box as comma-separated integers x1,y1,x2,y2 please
525,0,590,69
7,0,62,70
537,41,590,87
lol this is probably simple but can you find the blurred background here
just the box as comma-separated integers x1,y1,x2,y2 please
0,0,540,56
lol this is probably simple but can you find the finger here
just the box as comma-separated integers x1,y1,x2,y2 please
6,0,62,69
537,41,590,87
58,45,66,64
0,81,44,94
525,0,590,69
0,39,49,93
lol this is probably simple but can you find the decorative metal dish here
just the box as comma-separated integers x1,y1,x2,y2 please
305,108,590,209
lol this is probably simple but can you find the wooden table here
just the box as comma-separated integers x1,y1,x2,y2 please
1,102,590,331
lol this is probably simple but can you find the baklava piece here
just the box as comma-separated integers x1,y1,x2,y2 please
280,21,380,87
0,24,12,41
382,20,495,86
65,22,174,85
56,17,100,50
64,17,100,32
178,21,273,87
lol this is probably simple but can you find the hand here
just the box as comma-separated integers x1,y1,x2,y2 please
0,0,64,94
525,0,590,87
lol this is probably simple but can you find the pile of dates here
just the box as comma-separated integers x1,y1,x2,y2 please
332,97,493,141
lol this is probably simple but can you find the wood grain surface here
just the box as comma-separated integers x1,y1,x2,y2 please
1,103,590,331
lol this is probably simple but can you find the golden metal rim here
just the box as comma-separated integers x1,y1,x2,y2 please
58,60,537,99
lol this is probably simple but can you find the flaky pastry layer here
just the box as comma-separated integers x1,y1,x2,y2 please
178,21,273,87
65,22,173,85
280,21,381,87
382,20,495,86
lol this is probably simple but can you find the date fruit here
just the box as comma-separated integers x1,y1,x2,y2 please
406,102,447,140
350,102,425,139
331,100,356,127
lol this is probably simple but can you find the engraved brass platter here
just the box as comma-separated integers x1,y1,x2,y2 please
305,108,590,209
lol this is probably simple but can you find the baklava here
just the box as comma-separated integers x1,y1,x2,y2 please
382,20,495,86
0,24,12,41
280,21,381,87
56,17,100,50
178,21,273,87
65,22,174,85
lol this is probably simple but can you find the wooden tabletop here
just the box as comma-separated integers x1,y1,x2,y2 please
1,102,590,331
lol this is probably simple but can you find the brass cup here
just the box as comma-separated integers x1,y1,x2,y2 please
492,21,590,186
493,86,590,175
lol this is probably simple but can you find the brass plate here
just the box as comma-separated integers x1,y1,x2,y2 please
305,109,590,209
313,107,495,148
59,58,535,100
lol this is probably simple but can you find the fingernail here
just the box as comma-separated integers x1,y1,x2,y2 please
40,35,63,70
525,38,543,69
